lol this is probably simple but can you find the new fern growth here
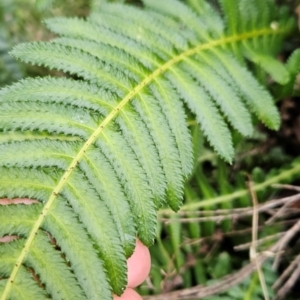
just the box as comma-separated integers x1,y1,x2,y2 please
0,0,295,299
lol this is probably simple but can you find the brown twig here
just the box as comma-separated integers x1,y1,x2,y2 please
247,177,269,300
160,193,300,223
142,242,280,300
272,184,300,193
273,253,300,290
0,198,39,205
144,193,300,300
274,255,300,300
273,219,300,270
234,232,286,251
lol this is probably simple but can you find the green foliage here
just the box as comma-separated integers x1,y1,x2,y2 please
0,29,23,86
143,155,300,297
205,262,277,300
0,0,295,299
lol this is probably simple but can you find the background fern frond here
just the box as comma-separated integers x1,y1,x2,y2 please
0,0,295,299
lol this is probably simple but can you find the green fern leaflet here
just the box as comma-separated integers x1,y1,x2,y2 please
0,0,295,299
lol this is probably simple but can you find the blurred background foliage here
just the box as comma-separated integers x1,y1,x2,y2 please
2,0,300,299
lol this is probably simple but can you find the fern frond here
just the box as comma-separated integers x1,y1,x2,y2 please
0,0,295,299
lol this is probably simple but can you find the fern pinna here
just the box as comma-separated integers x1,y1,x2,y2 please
0,0,294,299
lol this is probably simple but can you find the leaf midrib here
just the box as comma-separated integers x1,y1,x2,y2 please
1,27,285,299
